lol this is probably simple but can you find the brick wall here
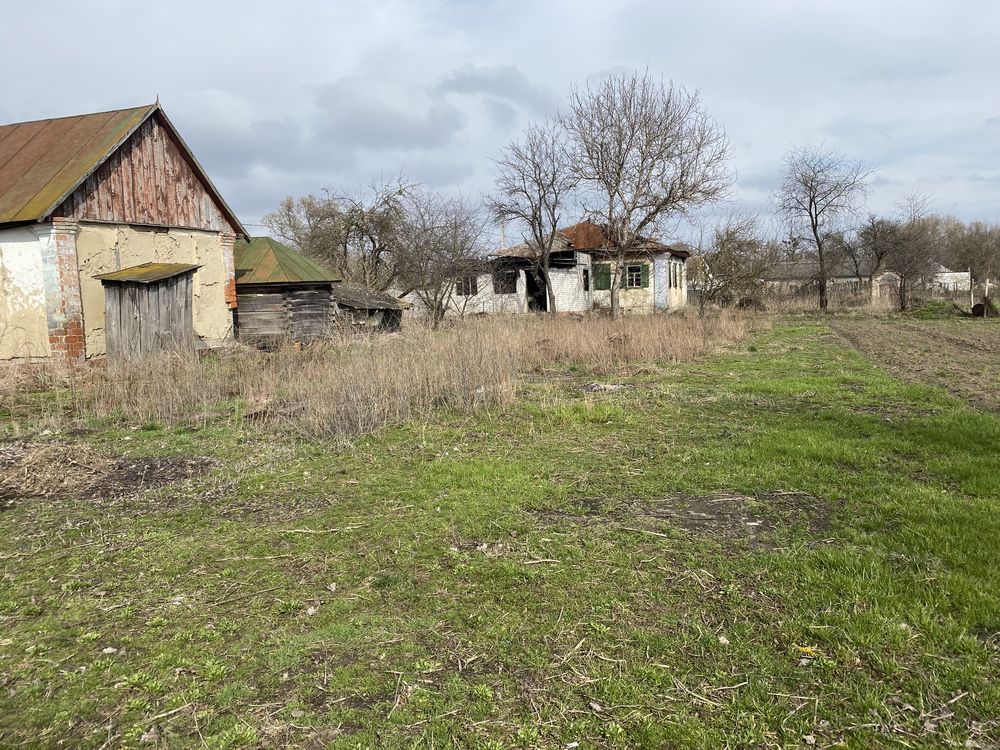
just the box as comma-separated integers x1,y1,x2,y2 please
39,219,86,366
219,231,237,309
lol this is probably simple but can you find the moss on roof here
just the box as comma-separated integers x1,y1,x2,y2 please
234,237,341,285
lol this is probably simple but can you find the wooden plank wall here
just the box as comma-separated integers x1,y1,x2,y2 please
56,115,235,233
236,286,332,343
103,273,195,359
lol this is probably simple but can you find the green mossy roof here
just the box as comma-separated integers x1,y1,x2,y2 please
234,237,341,285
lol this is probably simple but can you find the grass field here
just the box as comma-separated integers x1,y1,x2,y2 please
2,318,999,749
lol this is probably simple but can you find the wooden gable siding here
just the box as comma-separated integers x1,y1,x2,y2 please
55,114,235,234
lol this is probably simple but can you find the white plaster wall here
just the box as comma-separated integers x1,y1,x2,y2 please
75,224,233,356
654,256,669,310
933,270,971,291
0,226,51,360
668,258,688,309
451,272,526,315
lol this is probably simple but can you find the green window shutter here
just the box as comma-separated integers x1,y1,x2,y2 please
641,263,650,288
594,263,611,290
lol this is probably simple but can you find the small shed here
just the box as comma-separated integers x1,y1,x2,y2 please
329,284,410,332
234,237,340,345
94,263,199,359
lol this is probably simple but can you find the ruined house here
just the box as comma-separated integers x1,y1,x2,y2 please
402,220,690,318
329,283,409,332
0,103,247,362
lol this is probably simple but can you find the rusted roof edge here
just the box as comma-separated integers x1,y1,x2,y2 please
39,104,157,224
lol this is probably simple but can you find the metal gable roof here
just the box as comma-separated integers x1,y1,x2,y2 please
0,103,247,236
0,105,153,224
234,236,341,284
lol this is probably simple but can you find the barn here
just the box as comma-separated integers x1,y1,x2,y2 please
0,102,247,363
233,236,340,344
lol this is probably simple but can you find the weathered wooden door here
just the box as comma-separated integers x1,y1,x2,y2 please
103,273,195,359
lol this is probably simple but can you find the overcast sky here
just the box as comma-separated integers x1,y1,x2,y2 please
4,0,999,238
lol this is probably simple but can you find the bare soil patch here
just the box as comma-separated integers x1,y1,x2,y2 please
828,318,1000,412
0,441,214,501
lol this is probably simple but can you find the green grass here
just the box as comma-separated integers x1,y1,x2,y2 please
2,321,999,748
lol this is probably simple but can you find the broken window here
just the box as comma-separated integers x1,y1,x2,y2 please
456,275,478,296
492,268,517,295
582,268,590,292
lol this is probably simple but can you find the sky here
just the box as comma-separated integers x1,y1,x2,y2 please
3,0,999,240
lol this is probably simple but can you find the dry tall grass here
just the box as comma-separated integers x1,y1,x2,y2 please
2,312,767,438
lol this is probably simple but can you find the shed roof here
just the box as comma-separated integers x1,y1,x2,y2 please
234,236,341,285
94,262,201,284
329,283,411,311
0,103,247,235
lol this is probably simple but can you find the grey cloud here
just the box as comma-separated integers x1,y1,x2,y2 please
316,77,465,150
439,64,554,114
482,97,520,129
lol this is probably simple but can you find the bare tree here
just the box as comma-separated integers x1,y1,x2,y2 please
775,145,872,310
488,119,576,314
393,191,487,328
885,192,940,311
940,218,1000,285
833,215,901,301
560,71,731,317
263,176,412,290
689,214,776,315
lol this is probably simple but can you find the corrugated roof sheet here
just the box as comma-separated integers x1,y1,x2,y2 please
234,237,341,284
94,262,201,283
0,105,154,224
329,283,411,311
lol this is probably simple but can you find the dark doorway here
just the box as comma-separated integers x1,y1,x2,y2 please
525,271,547,312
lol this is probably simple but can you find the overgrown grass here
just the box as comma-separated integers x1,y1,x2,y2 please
1,312,763,438
2,320,999,748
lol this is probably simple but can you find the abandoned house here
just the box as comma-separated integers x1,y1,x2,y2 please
0,102,247,363
402,220,689,318
562,222,690,314
234,236,340,344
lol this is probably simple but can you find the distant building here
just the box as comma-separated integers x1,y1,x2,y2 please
762,258,972,300
401,220,690,318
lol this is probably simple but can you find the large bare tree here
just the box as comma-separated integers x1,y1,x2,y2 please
488,119,576,314
393,191,487,328
263,176,412,290
560,70,731,317
775,145,871,310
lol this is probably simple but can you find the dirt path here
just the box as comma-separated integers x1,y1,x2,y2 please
827,317,1000,412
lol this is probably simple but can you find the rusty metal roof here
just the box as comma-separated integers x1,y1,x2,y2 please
329,283,411,311
0,104,248,236
234,236,341,285
0,105,154,223
94,262,201,284
561,221,692,258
